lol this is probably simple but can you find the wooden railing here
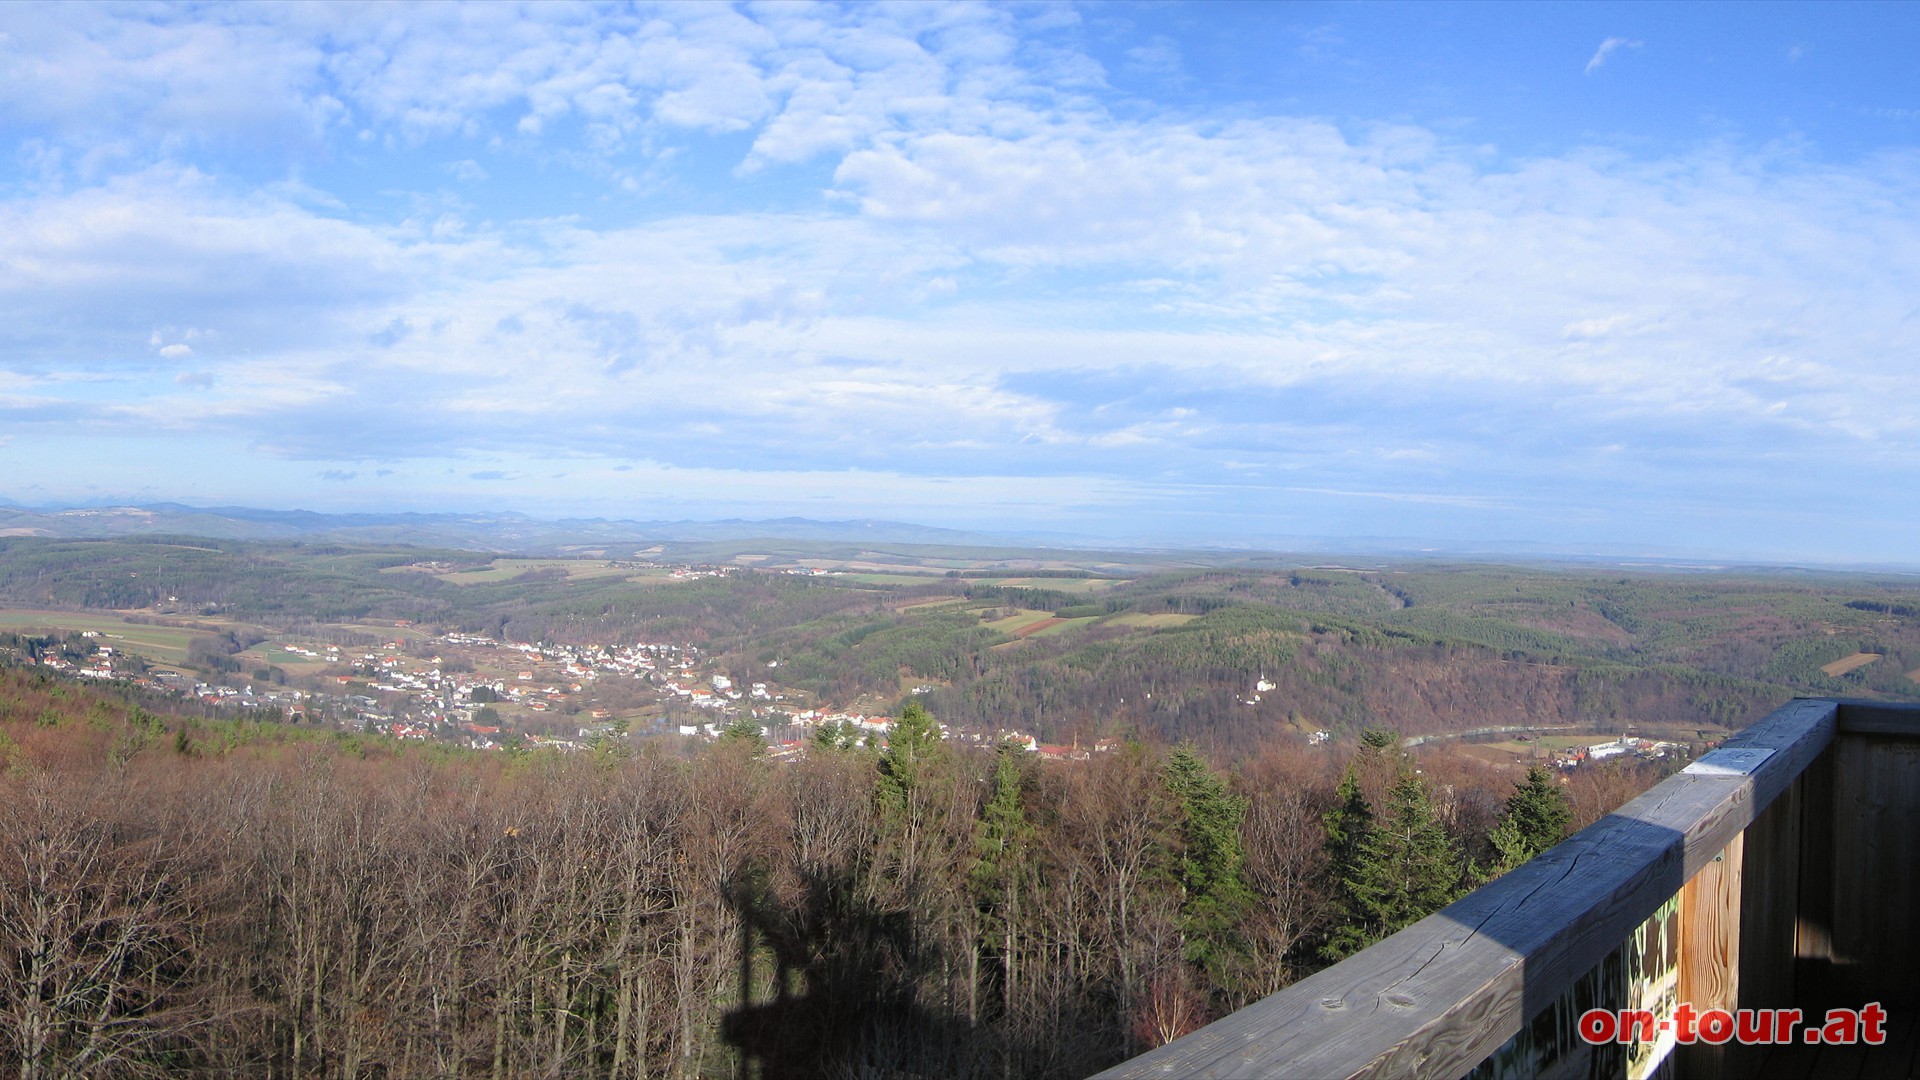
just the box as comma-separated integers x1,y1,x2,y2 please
1097,698,1920,1079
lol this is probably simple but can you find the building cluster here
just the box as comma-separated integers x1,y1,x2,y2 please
20,619,1126,766
1549,734,1687,769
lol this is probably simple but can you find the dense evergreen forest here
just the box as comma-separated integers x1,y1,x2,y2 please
0,665,1665,1079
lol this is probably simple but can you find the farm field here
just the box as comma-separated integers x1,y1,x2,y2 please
0,608,210,664
969,576,1123,593
1821,651,1881,677
248,643,337,672
981,609,1056,635
896,597,968,613
383,558,663,585
1104,612,1199,629
449,559,651,585
1025,616,1099,638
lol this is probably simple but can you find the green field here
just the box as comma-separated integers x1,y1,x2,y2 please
981,609,1055,634
970,576,1122,593
252,644,336,670
0,609,209,664
897,597,969,613
1026,616,1099,638
1104,612,1200,629
385,559,654,586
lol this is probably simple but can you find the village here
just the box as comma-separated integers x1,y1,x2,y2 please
32,625,1698,773
31,620,1123,762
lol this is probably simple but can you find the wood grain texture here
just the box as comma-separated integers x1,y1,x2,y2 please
1739,773,1801,1016
1830,733,1920,1008
1792,742,1835,1009
1678,834,1742,1080
1833,700,1920,737
1096,700,1840,1080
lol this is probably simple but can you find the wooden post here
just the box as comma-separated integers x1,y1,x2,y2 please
1829,732,1920,1007
1793,743,1836,1011
1678,834,1742,1080
1737,772,1800,1011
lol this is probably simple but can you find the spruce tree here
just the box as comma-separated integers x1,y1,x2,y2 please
1347,770,1463,944
973,742,1030,904
719,715,765,750
1161,743,1254,986
1488,765,1573,874
1320,764,1376,961
1358,726,1401,752
972,742,1031,1018
875,701,947,893
812,718,860,751
877,701,941,811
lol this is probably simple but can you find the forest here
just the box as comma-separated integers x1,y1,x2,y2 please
1,536,1917,750
1,534,1916,1075
0,664,1661,1079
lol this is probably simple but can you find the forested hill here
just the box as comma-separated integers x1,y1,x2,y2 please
1,535,1916,748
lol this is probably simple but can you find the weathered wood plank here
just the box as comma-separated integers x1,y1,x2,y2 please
1740,771,1800,1016
1830,734,1920,1007
1833,700,1920,737
1855,1006,1920,1080
1753,1032,1831,1080
1733,768,1802,1080
1792,743,1838,1012
1678,834,1742,1080
1828,735,1873,995
1096,700,1839,1080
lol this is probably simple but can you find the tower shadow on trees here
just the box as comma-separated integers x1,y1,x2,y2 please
719,866,1010,1080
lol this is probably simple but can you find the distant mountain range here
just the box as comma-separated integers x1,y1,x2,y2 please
0,503,1048,553
1,501,1905,572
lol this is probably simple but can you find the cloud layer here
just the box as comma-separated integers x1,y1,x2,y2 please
2,3,1917,561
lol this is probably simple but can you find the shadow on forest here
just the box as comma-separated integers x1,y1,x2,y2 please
719,866,1033,1080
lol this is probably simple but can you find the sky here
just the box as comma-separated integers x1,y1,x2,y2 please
2,1,1918,562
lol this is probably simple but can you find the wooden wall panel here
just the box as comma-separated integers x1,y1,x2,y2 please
1830,735,1920,1007
1678,835,1742,1080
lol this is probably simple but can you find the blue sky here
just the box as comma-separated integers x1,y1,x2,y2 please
2,2,1917,562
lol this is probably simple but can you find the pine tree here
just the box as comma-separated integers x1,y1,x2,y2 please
719,714,765,750
1320,763,1376,961
1344,770,1463,948
877,701,941,811
1161,743,1254,987
1358,726,1401,752
972,742,1031,1021
874,701,948,893
1488,765,1573,874
973,742,1030,904
812,718,860,751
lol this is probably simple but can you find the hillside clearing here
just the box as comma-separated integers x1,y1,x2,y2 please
1821,651,1881,677
1105,612,1200,629
0,608,220,664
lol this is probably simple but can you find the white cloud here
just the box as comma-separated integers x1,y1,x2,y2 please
1585,37,1643,75
1562,315,1634,340
0,2,1055,181
3,4,1918,555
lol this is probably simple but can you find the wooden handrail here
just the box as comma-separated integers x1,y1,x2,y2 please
1096,698,1875,1080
